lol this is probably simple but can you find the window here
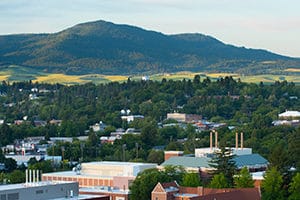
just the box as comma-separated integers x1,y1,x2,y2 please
7,193,19,200
36,190,44,194
1,194,6,200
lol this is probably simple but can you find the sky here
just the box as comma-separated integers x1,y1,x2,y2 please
0,0,299,57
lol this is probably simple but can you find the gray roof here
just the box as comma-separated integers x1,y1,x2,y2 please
161,156,210,168
233,153,268,168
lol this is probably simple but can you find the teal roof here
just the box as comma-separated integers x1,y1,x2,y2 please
161,154,269,169
233,154,268,168
161,156,210,168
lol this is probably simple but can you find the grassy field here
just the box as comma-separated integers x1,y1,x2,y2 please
0,65,299,85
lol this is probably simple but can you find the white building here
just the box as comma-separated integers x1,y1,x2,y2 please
279,110,300,119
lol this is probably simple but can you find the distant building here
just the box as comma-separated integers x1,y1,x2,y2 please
0,169,107,200
151,181,261,200
42,161,157,200
121,115,144,123
167,113,202,123
273,110,300,127
278,110,300,119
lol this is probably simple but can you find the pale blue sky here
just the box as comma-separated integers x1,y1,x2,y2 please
0,0,299,57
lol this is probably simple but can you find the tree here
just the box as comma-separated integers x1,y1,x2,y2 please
269,144,289,174
210,173,229,188
130,166,186,200
8,170,25,184
288,173,300,200
209,147,237,187
234,167,254,188
261,167,284,200
147,150,164,164
4,158,17,172
181,173,202,187
130,168,169,200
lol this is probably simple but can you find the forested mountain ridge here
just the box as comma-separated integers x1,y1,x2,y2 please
0,20,299,75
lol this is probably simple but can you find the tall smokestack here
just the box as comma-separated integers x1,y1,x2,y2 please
215,131,218,149
37,170,39,183
210,132,213,151
33,170,36,183
25,169,28,184
241,132,244,149
29,170,32,183
235,132,238,149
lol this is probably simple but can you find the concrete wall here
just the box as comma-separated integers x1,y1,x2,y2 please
0,182,78,200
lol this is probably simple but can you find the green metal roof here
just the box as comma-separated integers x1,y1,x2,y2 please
161,153,268,169
233,154,268,168
161,156,211,168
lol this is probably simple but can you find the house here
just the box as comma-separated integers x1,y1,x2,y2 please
90,121,107,132
272,110,300,127
151,181,261,200
167,113,202,123
278,110,300,119
121,115,144,123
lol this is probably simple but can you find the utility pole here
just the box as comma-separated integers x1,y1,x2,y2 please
135,143,139,159
122,144,126,162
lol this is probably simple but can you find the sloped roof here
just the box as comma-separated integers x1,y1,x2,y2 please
279,110,300,117
233,154,268,168
161,154,268,169
161,156,210,168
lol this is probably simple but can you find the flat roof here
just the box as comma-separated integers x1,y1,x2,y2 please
80,187,130,194
0,181,76,191
83,161,156,167
52,194,107,200
42,171,115,179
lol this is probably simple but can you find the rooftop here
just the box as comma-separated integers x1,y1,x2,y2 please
0,181,75,191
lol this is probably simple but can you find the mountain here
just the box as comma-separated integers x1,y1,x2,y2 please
0,20,299,75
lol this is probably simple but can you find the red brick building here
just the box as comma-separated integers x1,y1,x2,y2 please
151,182,261,200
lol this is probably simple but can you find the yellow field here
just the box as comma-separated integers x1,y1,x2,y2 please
0,75,9,81
34,74,88,84
104,75,128,82
285,68,300,72
206,73,239,78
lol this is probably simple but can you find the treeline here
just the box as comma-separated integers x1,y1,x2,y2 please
0,77,299,166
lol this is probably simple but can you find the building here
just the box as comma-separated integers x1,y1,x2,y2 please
273,110,300,127
121,115,144,123
164,151,184,161
278,110,300,119
151,182,261,200
167,113,202,123
0,170,107,200
42,161,157,200
161,132,268,186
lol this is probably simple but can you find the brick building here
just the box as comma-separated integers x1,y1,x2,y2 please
151,182,261,200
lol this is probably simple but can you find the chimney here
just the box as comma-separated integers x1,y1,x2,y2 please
215,131,218,149
241,132,244,149
210,131,213,151
235,132,238,149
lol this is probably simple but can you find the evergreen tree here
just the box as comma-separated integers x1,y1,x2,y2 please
210,173,229,188
288,173,300,200
209,147,237,187
261,167,284,200
234,167,254,188
181,173,202,187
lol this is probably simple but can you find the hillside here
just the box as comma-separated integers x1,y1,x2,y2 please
0,20,299,75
